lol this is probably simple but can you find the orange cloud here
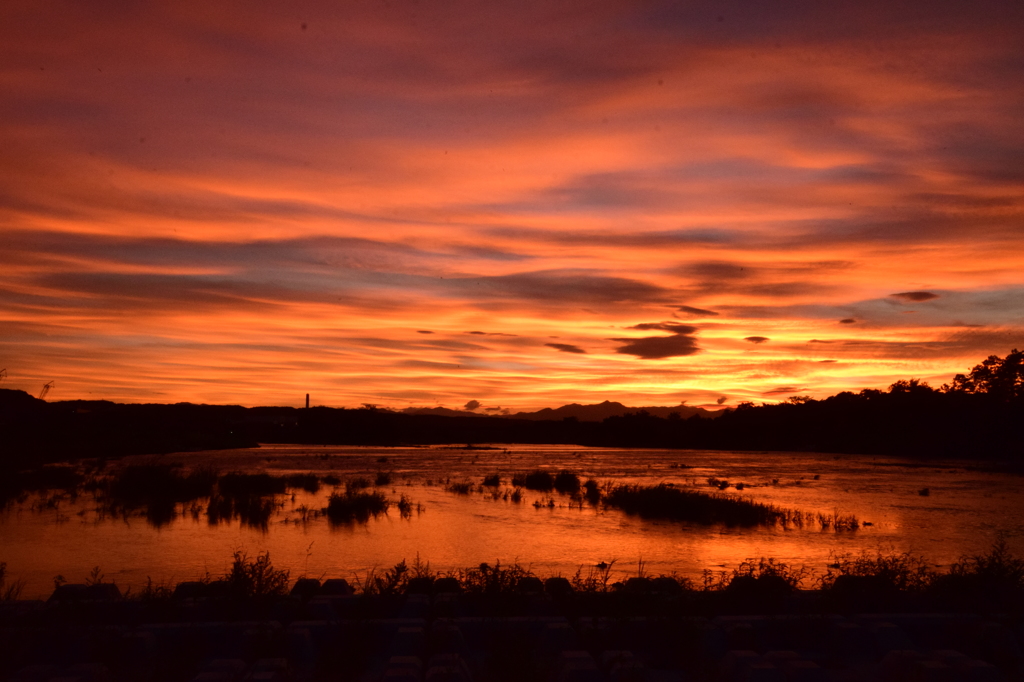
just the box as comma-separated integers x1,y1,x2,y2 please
1,0,1022,409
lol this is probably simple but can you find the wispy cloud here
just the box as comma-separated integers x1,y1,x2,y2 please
613,322,701,359
677,305,720,318
891,291,940,302
546,343,587,354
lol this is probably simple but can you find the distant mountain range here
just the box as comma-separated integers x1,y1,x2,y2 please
402,400,721,421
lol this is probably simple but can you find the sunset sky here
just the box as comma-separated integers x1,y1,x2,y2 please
2,0,1022,411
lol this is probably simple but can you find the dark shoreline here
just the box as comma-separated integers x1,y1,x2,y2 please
2,547,1022,682
2,384,1023,471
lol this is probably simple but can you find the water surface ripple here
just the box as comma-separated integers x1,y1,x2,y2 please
2,444,1021,598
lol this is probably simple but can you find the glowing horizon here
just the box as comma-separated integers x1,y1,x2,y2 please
2,0,1022,411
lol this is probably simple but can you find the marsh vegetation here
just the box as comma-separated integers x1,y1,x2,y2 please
448,469,859,530
2,462,419,531
2,444,1019,601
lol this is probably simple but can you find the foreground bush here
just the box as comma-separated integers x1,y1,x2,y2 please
10,542,1021,614
223,551,290,598
930,538,1024,602
819,549,933,593
0,562,25,601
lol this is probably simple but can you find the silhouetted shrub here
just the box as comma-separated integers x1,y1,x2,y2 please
517,576,545,593
930,538,1024,604
727,557,808,595
622,576,653,594
818,549,933,593
0,562,25,601
544,576,574,597
221,551,289,598
482,473,501,487
571,561,616,592
406,576,434,594
462,561,536,595
434,576,462,593
362,560,410,596
651,575,686,594
136,576,175,602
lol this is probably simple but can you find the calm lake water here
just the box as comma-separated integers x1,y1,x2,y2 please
3,444,1022,599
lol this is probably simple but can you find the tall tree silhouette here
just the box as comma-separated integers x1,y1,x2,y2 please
944,349,1024,401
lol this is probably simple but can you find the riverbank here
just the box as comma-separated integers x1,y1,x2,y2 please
2,547,1022,681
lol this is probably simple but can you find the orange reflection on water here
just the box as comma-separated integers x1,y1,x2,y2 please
2,445,1021,599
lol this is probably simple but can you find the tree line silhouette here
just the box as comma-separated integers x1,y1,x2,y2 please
2,349,1022,469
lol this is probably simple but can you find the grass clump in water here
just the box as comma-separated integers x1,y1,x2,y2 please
207,472,286,529
104,464,217,526
207,494,277,529
446,481,473,495
816,511,860,532
553,470,581,494
325,490,389,524
512,470,555,491
482,473,501,487
345,477,372,493
1,464,85,508
108,464,217,504
283,473,321,493
218,473,286,497
603,483,855,530
396,494,420,518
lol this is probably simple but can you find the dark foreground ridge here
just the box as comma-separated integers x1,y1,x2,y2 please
2,350,1023,469
1,545,1023,681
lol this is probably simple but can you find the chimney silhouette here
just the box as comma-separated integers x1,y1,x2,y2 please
305,393,309,409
